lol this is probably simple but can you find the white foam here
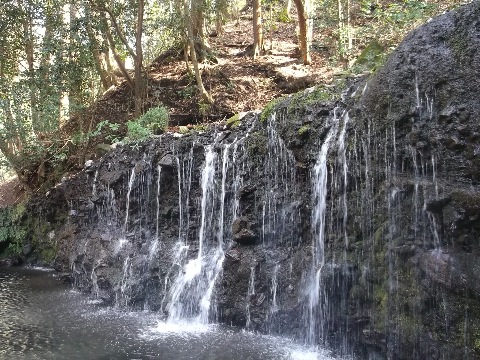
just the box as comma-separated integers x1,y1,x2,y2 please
142,321,214,338
289,348,329,360
27,266,55,272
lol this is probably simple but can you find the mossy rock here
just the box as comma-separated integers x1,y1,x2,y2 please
297,125,310,138
260,97,284,122
226,113,241,128
353,40,385,72
246,132,268,157
178,126,190,134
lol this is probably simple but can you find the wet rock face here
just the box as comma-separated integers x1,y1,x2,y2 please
349,3,480,359
361,2,480,184
15,2,480,359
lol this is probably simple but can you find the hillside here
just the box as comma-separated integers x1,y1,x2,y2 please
1,0,467,201
67,15,337,132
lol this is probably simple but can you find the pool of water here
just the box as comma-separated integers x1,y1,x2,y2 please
0,267,336,360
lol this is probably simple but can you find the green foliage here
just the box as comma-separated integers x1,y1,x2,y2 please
277,8,291,23
260,97,283,122
90,120,121,140
298,125,310,136
286,86,337,117
178,85,197,99
126,121,152,142
198,101,211,116
352,40,386,72
193,124,208,132
71,120,121,155
125,106,170,142
0,204,27,256
178,126,190,134
226,113,241,128
138,106,170,134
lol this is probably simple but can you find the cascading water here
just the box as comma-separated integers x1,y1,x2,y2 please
261,114,299,246
66,83,450,358
123,167,136,234
28,6,480,358
245,266,256,329
304,106,348,346
270,264,279,314
166,145,218,322
149,165,162,259
163,138,244,324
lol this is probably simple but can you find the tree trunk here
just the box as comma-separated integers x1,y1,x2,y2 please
253,0,264,60
134,0,145,118
38,3,55,132
68,3,81,121
85,14,114,91
293,0,312,65
338,0,348,68
215,0,227,35
347,0,353,66
191,0,210,62
185,0,213,104
286,0,292,19
99,12,134,88
20,1,39,130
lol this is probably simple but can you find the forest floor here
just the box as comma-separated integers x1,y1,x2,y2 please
1,12,346,207
75,12,344,136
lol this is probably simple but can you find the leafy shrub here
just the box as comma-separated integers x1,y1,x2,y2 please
126,120,152,142
126,106,170,142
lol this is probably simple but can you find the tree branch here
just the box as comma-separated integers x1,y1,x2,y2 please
88,0,137,60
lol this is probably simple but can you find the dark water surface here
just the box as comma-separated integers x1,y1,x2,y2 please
0,267,334,360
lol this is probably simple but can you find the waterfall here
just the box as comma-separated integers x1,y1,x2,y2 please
306,108,340,345
245,266,256,329
124,168,136,234
166,146,217,321
198,143,232,323
270,264,279,314
165,143,235,324
92,169,98,197
149,165,162,259
261,114,299,246
48,6,480,357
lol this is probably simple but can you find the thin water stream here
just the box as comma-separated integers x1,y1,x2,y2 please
0,267,337,360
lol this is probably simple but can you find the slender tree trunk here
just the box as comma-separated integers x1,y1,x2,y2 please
338,0,348,68
293,0,312,65
347,0,353,65
68,2,82,120
286,0,292,19
192,0,210,62
85,16,114,90
183,43,193,76
38,4,55,131
104,50,117,85
134,0,144,118
0,100,21,157
253,0,264,60
173,0,192,75
215,0,227,35
20,1,39,130
99,12,134,88
185,0,213,104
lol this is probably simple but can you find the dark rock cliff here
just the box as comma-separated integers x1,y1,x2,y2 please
6,2,480,359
